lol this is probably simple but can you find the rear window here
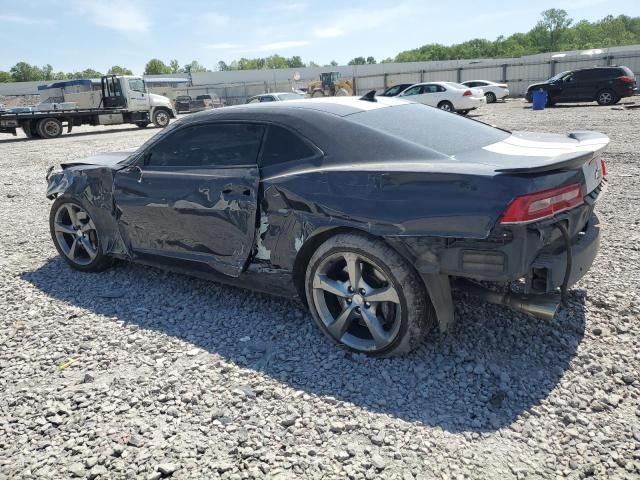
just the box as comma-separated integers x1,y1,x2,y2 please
617,66,634,77
348,103,510,156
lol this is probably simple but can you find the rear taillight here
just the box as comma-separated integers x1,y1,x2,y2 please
463,90,472,96
600,159,607,177
500,183,584,224
619,75,635,84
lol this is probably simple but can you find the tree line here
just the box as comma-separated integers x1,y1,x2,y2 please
1,10,639,83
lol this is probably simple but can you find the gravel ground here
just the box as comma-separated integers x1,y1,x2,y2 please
1,101,639,480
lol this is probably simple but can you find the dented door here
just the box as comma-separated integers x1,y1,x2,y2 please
112,122,264,277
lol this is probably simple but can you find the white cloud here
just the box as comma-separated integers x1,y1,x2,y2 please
202,13,230,28
238,40,310,53
313,6,406,39
72,0,151,33
205,43,242,50
0,14,53,25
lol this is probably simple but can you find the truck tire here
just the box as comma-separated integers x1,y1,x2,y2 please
152,109,171,128
37,118,63,139
305,232,436,357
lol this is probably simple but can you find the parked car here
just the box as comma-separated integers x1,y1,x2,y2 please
247,92,304,103
175,96,193,113
175,95,220,113
0,103,7,113
46,96,606,357
461,80,509,103
379,83,414,97
398,81,485,114
525,66,637,106
196,94,223,109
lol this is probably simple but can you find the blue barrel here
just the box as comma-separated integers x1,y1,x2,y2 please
532,88,547,110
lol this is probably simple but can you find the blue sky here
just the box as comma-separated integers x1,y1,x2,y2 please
0,0,638,74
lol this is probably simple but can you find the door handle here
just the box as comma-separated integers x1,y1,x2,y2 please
222,187,252,197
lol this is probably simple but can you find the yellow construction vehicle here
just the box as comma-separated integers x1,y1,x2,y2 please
307,72,353,97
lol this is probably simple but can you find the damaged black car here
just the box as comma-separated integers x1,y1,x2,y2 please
46,96,607,356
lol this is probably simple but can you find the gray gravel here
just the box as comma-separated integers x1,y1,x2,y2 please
1,101,639,479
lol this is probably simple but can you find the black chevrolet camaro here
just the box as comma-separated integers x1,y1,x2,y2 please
46,96,607,356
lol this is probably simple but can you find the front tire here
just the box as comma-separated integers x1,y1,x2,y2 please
437,101,454,112
305,233,436,357
152,109,171,128
49,197,112,272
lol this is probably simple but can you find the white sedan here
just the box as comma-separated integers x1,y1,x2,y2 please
461,80,509,103
397,81,485,114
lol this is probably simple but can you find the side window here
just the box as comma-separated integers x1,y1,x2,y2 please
402,85,422,96
146,123,265,167
128,79,146,93
260,96,276,102
260,125,317,167
436,85,447,92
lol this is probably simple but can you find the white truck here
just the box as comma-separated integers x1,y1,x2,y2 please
0,75,176,139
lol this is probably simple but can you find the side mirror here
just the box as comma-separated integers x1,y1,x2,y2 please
126,165,144,183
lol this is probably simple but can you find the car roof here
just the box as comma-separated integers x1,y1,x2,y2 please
190,96,412,119
253,92,301,97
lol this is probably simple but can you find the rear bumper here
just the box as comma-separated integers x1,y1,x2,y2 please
529,213,600,291
456,97,485,111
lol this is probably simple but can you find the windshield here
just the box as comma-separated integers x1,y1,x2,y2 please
347,103,510,156
547,71,570,82
277,93,304,101
382,85,405,96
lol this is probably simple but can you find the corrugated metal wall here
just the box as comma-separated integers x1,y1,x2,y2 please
1,45,639,101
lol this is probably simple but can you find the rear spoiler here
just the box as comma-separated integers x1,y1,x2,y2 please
494,131,609,174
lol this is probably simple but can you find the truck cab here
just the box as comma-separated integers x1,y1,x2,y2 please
101,75,176,126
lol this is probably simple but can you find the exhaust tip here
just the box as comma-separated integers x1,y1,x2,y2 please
509,295,560,321
457,280,561,320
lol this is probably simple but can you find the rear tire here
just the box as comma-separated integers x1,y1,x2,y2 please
437,101,454,112
485,92,496,103
596,89,617,106
305,232,436,357
37,118,63,139
152,109,171,128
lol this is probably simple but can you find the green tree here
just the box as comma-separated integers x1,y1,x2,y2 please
183,60,207,73
0,71,13,82
288,55,305,68
217,61,229,71
10,62,44,82
536,8,573,52
169,59,182,74
366,56,376,64
330,60,338,66
144,58,171,75
107,65,133,75
348,56,366,65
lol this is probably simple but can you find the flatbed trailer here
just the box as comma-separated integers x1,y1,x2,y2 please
0,75,176,139
0,107,152,138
